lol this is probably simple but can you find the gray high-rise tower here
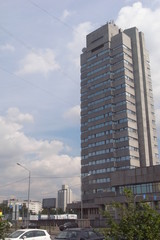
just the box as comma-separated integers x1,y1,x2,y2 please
80,22,159,208
58,185,72,212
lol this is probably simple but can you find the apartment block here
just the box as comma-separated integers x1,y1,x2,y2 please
80,22,159,218
58,184,72,212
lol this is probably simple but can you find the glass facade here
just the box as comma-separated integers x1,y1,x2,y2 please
119,182,160,195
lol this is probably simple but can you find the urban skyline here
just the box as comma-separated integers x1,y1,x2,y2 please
0,1,160,202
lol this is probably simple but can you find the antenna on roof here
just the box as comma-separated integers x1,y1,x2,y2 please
109,20,115,25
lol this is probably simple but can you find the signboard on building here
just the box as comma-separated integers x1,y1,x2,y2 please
42,198,56,209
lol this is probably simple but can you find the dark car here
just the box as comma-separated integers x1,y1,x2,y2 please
55,228,104,240
59,222,78,231
21,222,40,229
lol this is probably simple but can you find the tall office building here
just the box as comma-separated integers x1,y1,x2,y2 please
58,184,72,212
80,22,159,206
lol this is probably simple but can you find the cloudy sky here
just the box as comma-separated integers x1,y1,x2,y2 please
0,0,160,203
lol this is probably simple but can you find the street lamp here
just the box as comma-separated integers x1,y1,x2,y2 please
17,163,31,228
81,174,90,220
134,194,146,206
81,180,83,220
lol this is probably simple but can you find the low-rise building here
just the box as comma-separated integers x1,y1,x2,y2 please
67,165,160,223
3,199,42,220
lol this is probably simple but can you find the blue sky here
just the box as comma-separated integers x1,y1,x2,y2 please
0,0,160,202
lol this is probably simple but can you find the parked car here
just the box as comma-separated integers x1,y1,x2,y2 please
5,229,51,240
55,228,104,240
59,222,78,231
21,222,40,229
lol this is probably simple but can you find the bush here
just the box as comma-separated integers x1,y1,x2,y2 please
0,219,10,240
102,189,160,240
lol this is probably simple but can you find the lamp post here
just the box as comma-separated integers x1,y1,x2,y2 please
81,174,90,220
134,194,146,206
81,180,83,220
17,163,31,228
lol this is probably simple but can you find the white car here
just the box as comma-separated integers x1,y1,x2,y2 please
5,229,51,240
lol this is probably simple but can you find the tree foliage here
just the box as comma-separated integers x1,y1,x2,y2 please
0,219,10,240
102,189,160,240
0,204,11,215
40,208,65,215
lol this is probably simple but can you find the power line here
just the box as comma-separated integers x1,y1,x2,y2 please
26,0,81,87
31,174,80,180
0,177,28,189
0,0,81,106
0,24,32,52
0,23,79,87
40,183,80,196
0,175,80,189
27,0,78,34
31,176,78,179
0,65,77,107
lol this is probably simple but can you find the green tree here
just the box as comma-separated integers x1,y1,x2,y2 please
19,203,28,218
102,189,160,240
0,203,11,215
56,208,65,214
40,208,57,215
0,219,10,240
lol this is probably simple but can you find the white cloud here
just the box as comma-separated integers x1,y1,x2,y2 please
0,109,80,201
63,105,80,125
61,9,71,21
16,48,60,75
6,108,34,124
68,22,94,67
0,43,15,52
